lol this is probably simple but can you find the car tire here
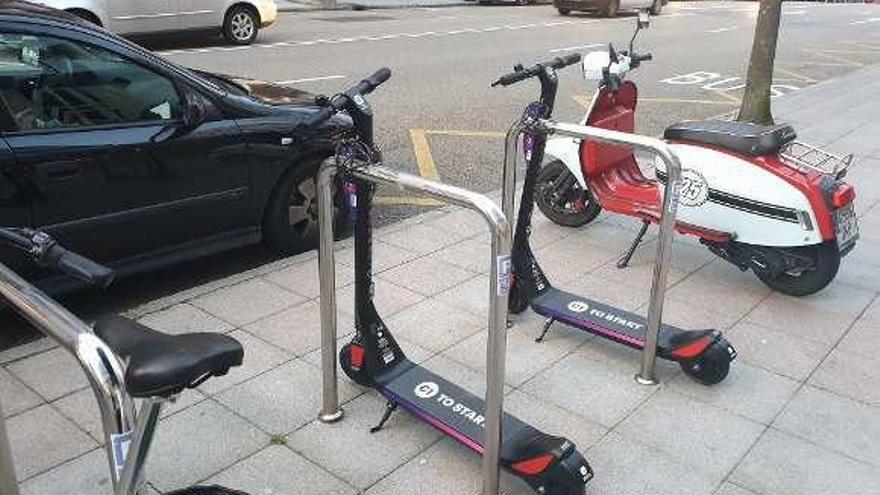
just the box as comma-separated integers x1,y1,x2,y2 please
604,0,619,17
515,0,530,5
558,8,571,15
262,163,349,256
650,0,663,15
223,5,259,45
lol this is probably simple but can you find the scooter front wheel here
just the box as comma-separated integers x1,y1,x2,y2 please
535,160,602,228
755,241,841,296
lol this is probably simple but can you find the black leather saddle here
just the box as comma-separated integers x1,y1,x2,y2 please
664,119,797,156
94,315,243,398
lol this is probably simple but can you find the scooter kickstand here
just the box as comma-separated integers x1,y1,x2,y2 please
617,220,650,269
536,318,555,343
370,401,399,433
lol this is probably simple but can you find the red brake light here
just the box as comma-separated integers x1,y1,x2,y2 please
670,338,711,360
350,345,365,368
511,454,556,476
832,183,855,209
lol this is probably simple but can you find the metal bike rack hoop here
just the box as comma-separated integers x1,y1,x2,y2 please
317,159,513,495
502,119,683,385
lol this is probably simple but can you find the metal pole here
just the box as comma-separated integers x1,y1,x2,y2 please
501,122,523,230
347,164,511,495
0,263,139,491
538,120,683,385
317,159,344,424
116,399,163,495
0,400,20,495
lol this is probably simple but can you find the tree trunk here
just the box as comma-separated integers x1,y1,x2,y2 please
737,0,783,125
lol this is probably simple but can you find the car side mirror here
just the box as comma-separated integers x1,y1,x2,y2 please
638,10,651,29
183,91,207,128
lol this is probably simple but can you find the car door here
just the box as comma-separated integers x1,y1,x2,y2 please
177,0,223,30
0,30,249,265
108,0,181,34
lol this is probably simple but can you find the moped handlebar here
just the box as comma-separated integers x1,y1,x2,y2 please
299,68,392,129
491,54,581,87
0,228,115,287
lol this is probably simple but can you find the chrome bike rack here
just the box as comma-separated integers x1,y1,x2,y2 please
317,159,513,495
0,263,140,494
502,119,683,385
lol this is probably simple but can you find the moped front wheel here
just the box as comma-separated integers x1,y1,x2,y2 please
754,241,841,296
535,160,602,228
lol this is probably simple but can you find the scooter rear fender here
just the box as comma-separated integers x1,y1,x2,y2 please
545,136,588,189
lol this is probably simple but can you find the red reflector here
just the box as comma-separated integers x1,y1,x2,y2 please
832,183,855,209
350,345,365,368
511,454,555,476
671,338,711,360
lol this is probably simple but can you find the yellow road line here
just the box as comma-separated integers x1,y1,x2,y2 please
425,129,506,138
774,66,817,83
819,49,880,55
709,90,742,104
778,60,851,67
375,196,445,206
572,95,591,107
409,128,439,180
841,40,880,51
806,50,866,68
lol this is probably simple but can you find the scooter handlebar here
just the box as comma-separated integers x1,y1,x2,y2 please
491,54,582,87
298,67,392,129
0,228,115,288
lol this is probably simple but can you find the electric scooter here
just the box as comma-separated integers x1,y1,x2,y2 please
538,12,858,296
495,54,736,386
302,69,593,495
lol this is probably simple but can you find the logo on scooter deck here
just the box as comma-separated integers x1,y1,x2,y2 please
568,299,644,331
413,382,486,428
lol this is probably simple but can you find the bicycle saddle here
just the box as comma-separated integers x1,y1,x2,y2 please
664,119,797,157
94,315,243,398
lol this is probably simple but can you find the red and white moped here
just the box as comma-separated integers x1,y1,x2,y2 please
538,13,858,295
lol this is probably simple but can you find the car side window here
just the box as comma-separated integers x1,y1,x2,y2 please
0,33,182,133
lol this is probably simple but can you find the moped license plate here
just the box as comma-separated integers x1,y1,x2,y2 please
834,203,859,251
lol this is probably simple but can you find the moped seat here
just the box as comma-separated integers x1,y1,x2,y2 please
94,316,243,398
664,119,797,156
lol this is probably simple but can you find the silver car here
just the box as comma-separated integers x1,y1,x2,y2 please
553,0,665,17
37,0,278,44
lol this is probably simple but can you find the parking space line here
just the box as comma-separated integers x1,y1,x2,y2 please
375,196,444,206
774,66,817,84
808,50,866,68
410,129,440,181
707,27,737,34
711,90,742,104
275,75,345,84
549,43,603,53
640,97,737,106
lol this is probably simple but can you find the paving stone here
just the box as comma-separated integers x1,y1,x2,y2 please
190,278,305,327
863,296,880,322
809,348,880,406
216,358,361,434
527,218,574,249
137,303,234,335
263,259,355,299
245,299,354,357
785,282,874,316
197,330,291,395
336,278,425,317
0,338,56,365
379,256,478,297
574,334,680,381
20,448,112,495
667,361,799,424
206,445,357,495
7,403,97,480
288,393,441,489
7,347,89,401
426,236,492,274
444,320,587,387
730,429,880,495
668,274,768,321
727,321,830,381
774,385,880,467
385,298,483,353
381,223,459,256
147,400,266,492
620,236,716,274
562,272,651,312
689,259,770,290
744,294,858,345
714,483,760,495
421,208,492,240
363,439,481,495
616,389,765,479
585,431,719,495
336,240,421,273
504,390,608,452
837,317,880,360
591,260,689,291
641,296,745,332
519,353,657,428
533,240,619,285
420,353,512,397
0,367,41,417
433,275,490,317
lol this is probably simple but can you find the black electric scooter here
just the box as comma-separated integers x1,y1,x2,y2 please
495,56,736,385
301,69,593,495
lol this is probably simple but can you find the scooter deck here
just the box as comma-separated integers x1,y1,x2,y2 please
532,287,682,352
377,359,532,458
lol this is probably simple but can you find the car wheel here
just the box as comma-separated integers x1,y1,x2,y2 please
558,8,571,15
650,0,663,15
262,163,348,256
515,0,530,5
604,0,619,17
224,5,259,45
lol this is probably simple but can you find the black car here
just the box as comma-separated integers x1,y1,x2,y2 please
0,1,351,288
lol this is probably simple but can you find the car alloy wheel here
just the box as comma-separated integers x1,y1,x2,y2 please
231,12,255,42
287,177,321,238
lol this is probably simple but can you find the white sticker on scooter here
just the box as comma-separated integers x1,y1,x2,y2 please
414,381,440,399
497,254,511,296
567,300,590,313
679,169,710,207
110,430,133,478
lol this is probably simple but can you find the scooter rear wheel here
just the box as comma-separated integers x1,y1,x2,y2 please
755,241,841,296
679,340,731,386
535,160,602,228
340,343,373,386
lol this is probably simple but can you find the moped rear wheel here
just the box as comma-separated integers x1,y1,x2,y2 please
754,241,841,296
535,160,602,228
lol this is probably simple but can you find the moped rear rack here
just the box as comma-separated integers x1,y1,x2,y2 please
780,141,854,179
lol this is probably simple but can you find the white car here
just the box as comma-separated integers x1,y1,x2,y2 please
37,0,278,44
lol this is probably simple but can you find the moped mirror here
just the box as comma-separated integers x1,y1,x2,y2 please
638,10,651,29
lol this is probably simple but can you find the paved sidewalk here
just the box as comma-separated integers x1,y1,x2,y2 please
3,65,880,495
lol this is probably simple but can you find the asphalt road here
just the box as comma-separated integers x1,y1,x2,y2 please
3,1,880,347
